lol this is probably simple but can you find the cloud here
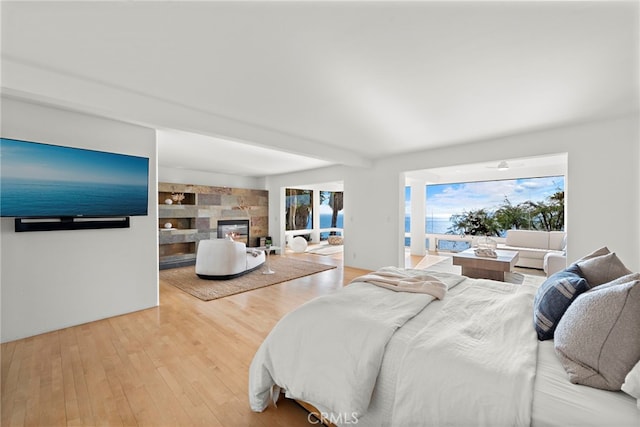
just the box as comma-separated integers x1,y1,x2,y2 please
423,177,563,218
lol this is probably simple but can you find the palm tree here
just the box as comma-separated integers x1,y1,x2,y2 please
447,208,501,236
494,197,529,230
320,191,344,235
521,190,564,231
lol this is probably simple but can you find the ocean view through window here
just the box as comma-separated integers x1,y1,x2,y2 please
285,188,344,242
406,176,565,251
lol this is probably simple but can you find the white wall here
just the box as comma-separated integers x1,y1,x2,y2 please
1,97,159,342
266,115,639,272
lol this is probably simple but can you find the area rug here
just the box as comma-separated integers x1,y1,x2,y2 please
306,244,344,256
160,257,337,301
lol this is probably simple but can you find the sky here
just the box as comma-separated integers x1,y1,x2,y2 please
406,176,564,219
1,138,148,186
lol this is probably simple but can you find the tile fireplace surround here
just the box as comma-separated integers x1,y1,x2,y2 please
158,182,268,269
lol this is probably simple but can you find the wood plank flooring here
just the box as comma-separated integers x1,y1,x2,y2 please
1,252,369,427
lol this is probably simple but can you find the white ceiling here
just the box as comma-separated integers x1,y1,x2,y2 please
1,1,638,177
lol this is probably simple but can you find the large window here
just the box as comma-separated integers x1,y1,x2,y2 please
320,191,343,240
427,175,565,237
285,188,313,232
404,186,411,246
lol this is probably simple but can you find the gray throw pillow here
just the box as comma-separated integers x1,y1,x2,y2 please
577,246,610,262
576,252,631,287
554,278,640,390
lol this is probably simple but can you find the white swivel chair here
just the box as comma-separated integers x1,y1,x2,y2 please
196,239,265,280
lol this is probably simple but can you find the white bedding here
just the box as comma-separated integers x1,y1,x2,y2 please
249,269,640,426
391,280,538,426
248,268,465,417
532,341,639,427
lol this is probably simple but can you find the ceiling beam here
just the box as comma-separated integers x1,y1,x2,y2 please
1,57,373,169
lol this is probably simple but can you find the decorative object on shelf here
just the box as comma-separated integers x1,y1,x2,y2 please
164,198,173,205
171,192,185,204
474,248,498,258
164,222,173,229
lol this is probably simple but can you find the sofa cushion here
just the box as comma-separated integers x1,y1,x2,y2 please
554,277,640,391
505,230,550,250
548,231,566,251
533,264,590,341
510,247,551,260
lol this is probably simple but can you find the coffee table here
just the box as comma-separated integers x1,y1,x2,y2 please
452,248,519,282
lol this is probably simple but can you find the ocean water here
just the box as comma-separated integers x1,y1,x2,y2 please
1,178,148,217
320,213,344,239
293,213,344,239
294,213,470,251
404,216,471,251
405,216,454,234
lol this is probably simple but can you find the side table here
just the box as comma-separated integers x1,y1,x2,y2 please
257,246,281,274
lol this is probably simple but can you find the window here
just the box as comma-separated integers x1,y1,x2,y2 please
285,188,312,232
319,191,344,240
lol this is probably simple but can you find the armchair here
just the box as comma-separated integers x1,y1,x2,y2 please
544,252,567,277
196,239,265,280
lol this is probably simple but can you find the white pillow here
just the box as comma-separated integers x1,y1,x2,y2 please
622,360,640,410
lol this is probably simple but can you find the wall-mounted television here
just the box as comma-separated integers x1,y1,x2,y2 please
1,137,149,218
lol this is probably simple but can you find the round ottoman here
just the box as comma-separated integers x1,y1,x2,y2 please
290,236,308,253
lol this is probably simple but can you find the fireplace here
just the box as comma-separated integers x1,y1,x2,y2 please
217,219,250,245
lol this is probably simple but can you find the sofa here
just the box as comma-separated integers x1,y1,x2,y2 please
497,229,566,271
195,238,265,280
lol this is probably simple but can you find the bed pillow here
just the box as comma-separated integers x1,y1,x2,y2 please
554,278,640,390
576,252,631,288
622,360,640,410
533,264,589,341
576,246,610,262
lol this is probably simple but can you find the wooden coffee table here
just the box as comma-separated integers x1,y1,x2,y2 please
452,248,519,282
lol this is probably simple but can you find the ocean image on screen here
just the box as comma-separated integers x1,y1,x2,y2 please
1,138,149,217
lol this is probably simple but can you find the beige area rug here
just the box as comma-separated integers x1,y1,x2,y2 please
416,255,546,286
160,257,337,301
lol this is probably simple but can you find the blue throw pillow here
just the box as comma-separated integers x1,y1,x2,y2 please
533,264,589,341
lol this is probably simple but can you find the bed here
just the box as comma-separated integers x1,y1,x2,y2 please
249,261,640,426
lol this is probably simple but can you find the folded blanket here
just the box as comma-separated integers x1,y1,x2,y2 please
351,270,447,299
247,249,261,257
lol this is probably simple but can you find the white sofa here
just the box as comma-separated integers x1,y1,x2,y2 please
543,252,568,276
195,239,265,280
497,230,566,271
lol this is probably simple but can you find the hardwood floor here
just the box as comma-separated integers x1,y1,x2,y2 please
1,252,369,426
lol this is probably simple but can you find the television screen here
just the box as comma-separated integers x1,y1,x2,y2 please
1,137,149,218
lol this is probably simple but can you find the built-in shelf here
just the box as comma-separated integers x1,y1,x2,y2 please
157,182,269,270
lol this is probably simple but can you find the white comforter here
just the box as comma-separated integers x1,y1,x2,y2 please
391,279,539,426
248,268,464,418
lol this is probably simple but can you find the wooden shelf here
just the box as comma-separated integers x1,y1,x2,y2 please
159,191,195,205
